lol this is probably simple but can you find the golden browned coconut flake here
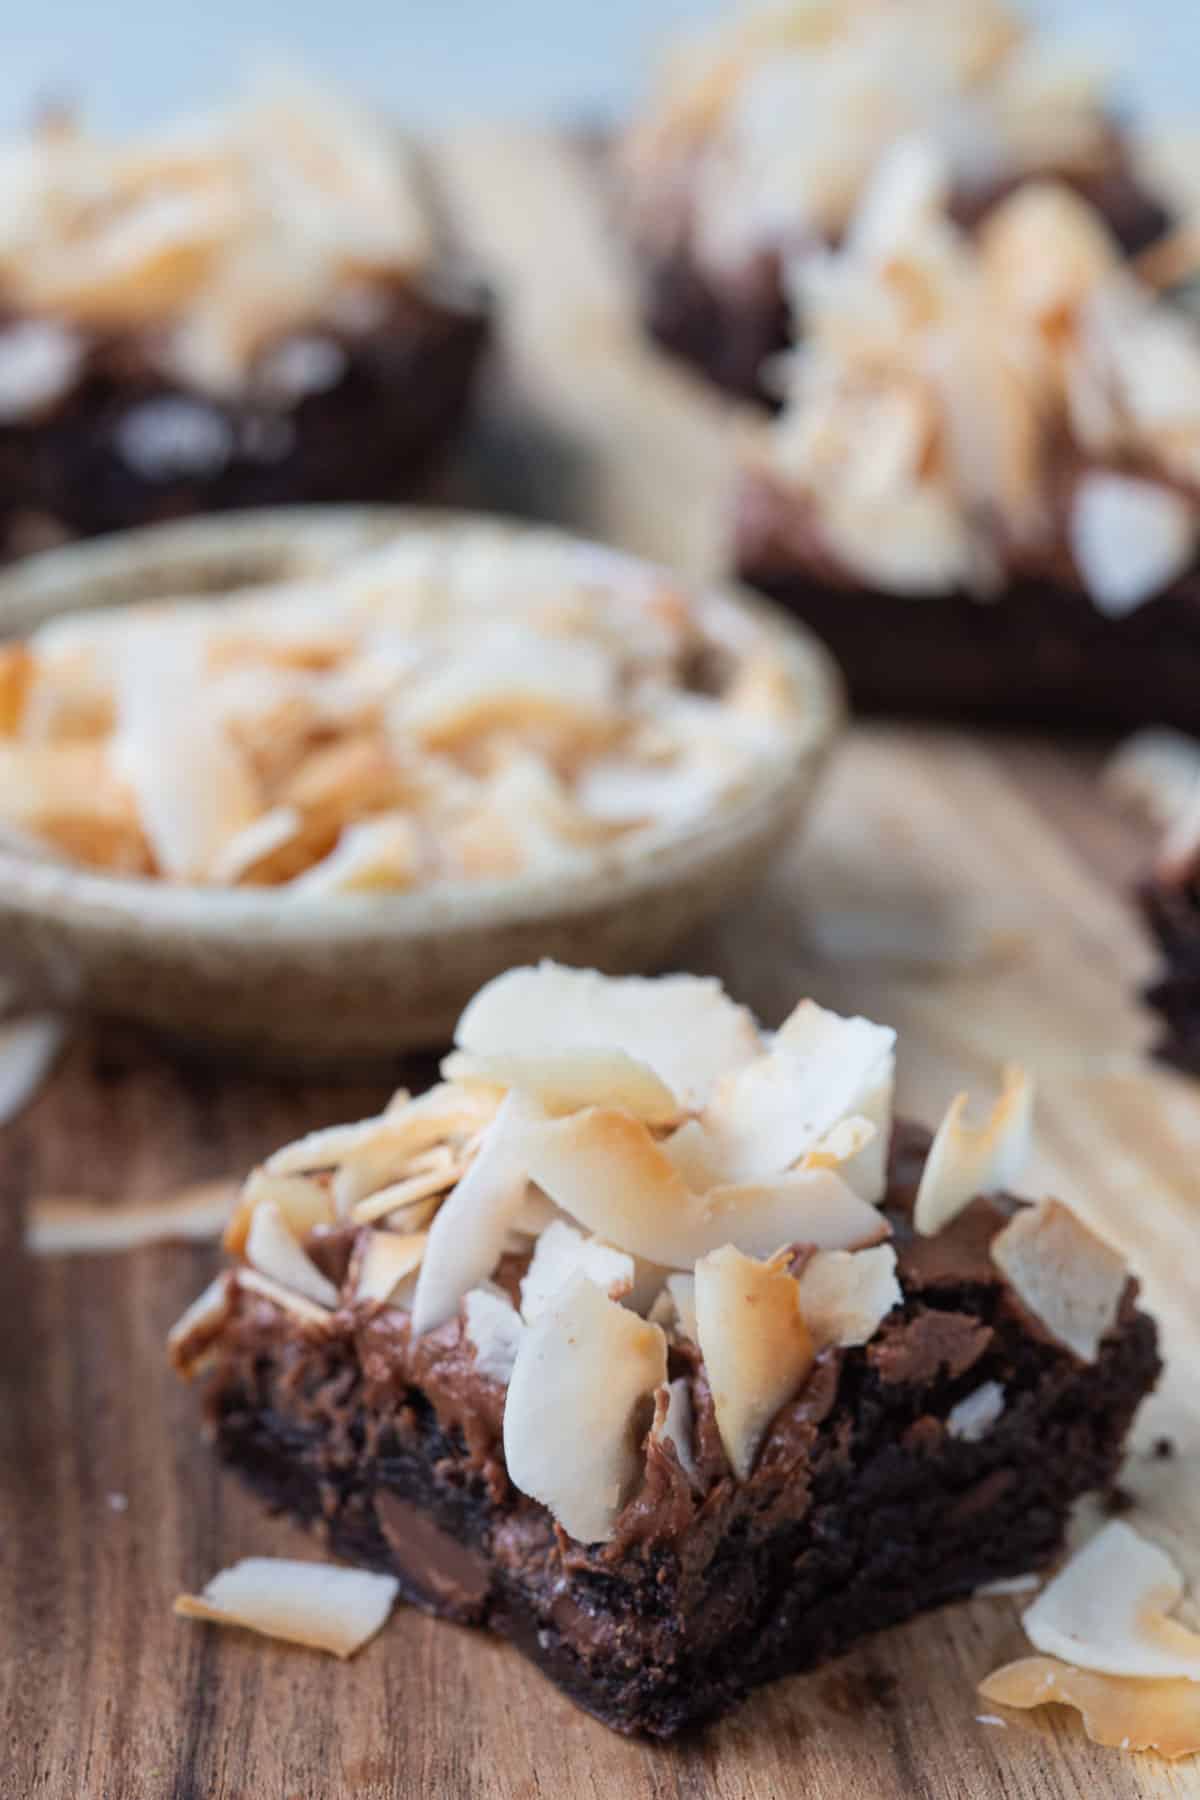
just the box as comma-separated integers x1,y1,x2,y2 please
0,529,805,893
979,1521,1200,1758
166,962,1134,1548
175,1557,399,1657
26,1179,236,1255
754,140,1200,615
0,69,433,400
621,0,1112,265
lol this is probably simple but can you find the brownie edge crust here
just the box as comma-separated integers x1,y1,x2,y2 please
0,277,489,554
196,1125,1159,1739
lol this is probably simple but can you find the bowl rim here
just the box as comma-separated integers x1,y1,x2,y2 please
0,505,844,947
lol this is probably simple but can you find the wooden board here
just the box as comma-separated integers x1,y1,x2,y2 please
5,127,1200,1800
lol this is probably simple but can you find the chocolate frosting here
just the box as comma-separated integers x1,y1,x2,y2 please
207,1117,1132,1589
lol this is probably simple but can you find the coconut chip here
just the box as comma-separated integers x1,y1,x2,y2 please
502,1274,667,1543
349,1160,466,1227
990,1198,1127,1363
947,1380,1006,1442
244,1202,338,1309
0,526,802,897
1102,728,1200,834
693,1244,814,1480
354,1229,428,1306
1069,473,1197,620
167,1269,237,1374
914,1065,1033,1236
27,1179,237,1255
454,963,762,1111
441,1047,682,1128
691,1000,895,1196
237,1167,336,1243
175,1557,398,1658
463,1284,525,1383
650,1377,702,1490
750,129,1200,612
1022,1521,1200,1680
0,1012,66,1126
524,1106,889,1268
409,1090,541,1336
794,1244,901,1350
236,1266,335,1328
518,1219,635,1323
979,1655,1200,1759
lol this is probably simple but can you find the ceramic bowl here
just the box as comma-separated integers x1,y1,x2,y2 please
0,507,843,1066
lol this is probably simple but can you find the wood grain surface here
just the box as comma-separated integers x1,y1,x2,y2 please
4,127,1200,1800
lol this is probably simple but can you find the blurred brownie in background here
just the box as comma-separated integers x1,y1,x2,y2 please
618,0,1171,404
733,141,1200,729
0,73,488,554
1122,747,1200,1070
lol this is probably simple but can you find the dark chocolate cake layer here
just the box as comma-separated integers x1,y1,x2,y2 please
0,278,488,555
736,561,1200,731
736,472,1200,729
193,1125,1160,1738
1140,872,1200,1072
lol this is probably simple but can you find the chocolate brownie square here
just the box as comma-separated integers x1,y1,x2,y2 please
171,964,1158,1735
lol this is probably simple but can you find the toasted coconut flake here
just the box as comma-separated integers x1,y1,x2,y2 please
914,1065,1033,1236
947,1380,1006,1442
286,815,421,895
1102,727,1200,833
650,1378,702,1490
354,1229,428,1306
349,1161,465,1226
979,1655,1200,1759
410,1090,540,1336
694,1245,814,1480
519,1219,635,1323
795,1244,900,1350
242,1168,335,1238
27,1179,236,1255
175,1557,398,1658
0,523,801,895
454,963,762,1110
650,1273,698,1340
244,1201,338,1309
0,1013,66,1125
207,805,304,884
440,1048,681,1127
167,1269,236,1374
400,640,617,747
463,1283,525,1383
525,1107,888,1267
820,488,976,598
236,1267,335,1327
979,184,1120,327
991,1198,1126,1362
1022,1521,1200,1680
266,1086,492,1184
695,1001,895,1193
1070,473,1197,619
111,639,261,881
502,1274,667,1543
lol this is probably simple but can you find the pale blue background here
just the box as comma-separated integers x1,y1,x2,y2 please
0,1,1194,131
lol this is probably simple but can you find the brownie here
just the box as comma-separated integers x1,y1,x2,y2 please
726,155,1200,728
1140,857,1200,1071
636,151,1169,406
0,78,492,553
736,474,1200,731
0,276,488,556
177,1122,1158,1737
